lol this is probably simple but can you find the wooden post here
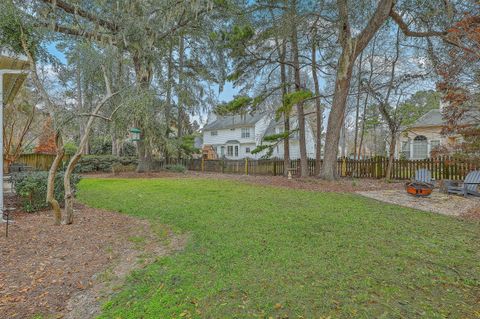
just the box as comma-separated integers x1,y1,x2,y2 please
201,157,205,172
341,157,347,177
245,158,248,175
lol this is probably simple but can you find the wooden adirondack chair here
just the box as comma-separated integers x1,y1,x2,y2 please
444,170,480,197
414,168,433,184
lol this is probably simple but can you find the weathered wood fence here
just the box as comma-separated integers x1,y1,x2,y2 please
186,156,479,180
15,153,70,171
14,153,480,181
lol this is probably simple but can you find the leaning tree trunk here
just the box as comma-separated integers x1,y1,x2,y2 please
320,47,355,180
63,69,115,224
47,133,65,225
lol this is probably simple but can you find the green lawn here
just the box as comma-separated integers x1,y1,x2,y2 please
78,178,480,318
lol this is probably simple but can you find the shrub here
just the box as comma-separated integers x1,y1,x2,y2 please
63,142,78,156
12,171,81,212
75,155,138,173
165,164,187,173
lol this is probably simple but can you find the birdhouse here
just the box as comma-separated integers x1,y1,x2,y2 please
130,128,141,142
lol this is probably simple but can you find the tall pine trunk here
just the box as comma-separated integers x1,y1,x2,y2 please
311,29,323,175
353,52,363,159
177,36,185,160
290,14,308,177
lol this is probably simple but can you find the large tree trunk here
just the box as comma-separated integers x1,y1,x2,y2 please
311,30,323,175
47,133,64,225
320,0,394,180
320,46,355,180
291,17,308,177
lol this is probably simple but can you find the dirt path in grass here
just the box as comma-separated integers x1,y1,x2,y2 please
0,195,187,319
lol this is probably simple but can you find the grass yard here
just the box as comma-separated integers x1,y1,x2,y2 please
78,178,480,318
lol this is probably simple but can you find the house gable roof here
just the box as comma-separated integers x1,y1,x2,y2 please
203,113,265,130
408,108,479,129
410,109,443,128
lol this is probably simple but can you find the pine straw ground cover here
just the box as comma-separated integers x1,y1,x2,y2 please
78,177,480,318
0,194,185,319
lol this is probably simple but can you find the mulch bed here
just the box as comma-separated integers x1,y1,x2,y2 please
0,194,176,319
85,171,404,193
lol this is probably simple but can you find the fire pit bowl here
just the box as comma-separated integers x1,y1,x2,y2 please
405,182,434,197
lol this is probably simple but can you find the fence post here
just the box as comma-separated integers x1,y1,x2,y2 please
201,157,205,172
341,157,347,177
245,158,248,175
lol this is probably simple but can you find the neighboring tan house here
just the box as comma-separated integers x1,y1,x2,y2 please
396,107,475,159
202,112,316,159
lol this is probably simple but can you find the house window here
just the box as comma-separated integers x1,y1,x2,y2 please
413,135,428,159
221,146,225,156
245,147,250,153
275,126,284,134
227,146,233,156
241,127,250,138
235,146,239,157
210,131,218,136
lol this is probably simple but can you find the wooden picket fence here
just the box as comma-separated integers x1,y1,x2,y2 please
187,156,479,181
13,153,480,181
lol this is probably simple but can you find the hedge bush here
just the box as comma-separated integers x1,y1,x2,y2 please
12,171,81,212
75,155,138,173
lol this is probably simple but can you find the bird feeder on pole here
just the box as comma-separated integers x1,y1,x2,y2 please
129,128,141,142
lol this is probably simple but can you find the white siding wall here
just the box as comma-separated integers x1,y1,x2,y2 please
203,127,258,159
202,114,316,160
270,119,316,159
203,127,256,146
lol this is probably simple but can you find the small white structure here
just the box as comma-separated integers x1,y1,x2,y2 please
202,112,316,159
1,49,29,221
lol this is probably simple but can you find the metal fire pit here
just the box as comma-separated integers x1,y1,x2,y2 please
405,182,434,197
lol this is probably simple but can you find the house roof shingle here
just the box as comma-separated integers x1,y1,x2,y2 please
203,113,265,130
409,108,479,129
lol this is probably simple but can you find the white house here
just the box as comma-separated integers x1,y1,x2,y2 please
202,112,316,159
